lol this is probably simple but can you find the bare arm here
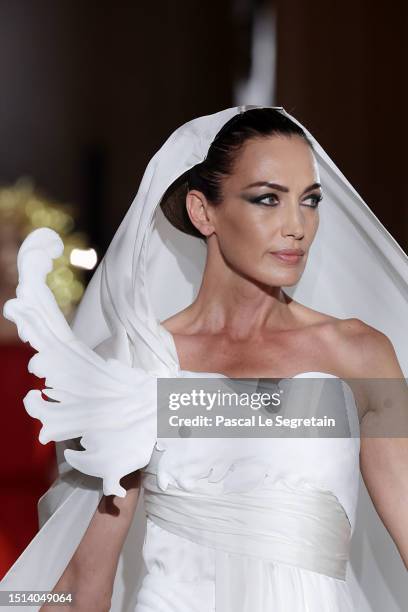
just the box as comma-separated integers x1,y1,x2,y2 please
40,470,142,611
357,328,408,570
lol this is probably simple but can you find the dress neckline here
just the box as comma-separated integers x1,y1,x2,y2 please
157,321,361,438
157,320,341,381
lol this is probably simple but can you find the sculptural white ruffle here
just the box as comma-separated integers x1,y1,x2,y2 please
3,227,159,498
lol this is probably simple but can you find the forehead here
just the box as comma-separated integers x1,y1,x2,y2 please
229,135,319,186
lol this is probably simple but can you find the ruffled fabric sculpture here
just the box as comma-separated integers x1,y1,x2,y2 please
4,227,159,499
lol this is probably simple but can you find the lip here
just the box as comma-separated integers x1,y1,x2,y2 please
270,249,304,264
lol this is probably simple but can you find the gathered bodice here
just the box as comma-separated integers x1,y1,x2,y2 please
139,367,361,610
143,367,361,534
140,324,362,540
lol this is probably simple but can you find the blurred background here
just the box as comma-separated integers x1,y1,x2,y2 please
0,0,407,581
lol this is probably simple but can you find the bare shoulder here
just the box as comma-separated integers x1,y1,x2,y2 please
325,317,403,378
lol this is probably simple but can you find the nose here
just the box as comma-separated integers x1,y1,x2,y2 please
280,204,305,240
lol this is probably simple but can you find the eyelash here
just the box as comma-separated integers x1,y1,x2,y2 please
250,193,323,208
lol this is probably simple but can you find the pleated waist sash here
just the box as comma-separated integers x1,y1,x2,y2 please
143,479,351,581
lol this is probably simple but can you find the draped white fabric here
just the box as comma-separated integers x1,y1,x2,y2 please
143,476,351,578
136,362,359,612
1,106,407,611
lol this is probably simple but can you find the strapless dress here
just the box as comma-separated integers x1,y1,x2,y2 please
136,364,360,612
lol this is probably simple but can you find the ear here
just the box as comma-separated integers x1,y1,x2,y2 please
185,190,216,238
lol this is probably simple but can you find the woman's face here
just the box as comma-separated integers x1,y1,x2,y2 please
202,134,322,288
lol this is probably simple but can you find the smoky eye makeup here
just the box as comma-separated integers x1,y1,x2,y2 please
243,191,323,208
301,193,324,207
245,192,279,206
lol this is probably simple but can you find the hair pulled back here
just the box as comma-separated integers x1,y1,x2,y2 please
160,108,313,240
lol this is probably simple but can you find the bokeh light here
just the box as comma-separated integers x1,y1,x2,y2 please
0,177,96,318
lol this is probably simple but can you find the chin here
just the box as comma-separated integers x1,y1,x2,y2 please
259,264,304,287
245,270,300,291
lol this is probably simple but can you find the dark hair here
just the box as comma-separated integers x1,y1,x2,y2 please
160,108,313,240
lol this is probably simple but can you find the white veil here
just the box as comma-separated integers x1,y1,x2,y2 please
1,105,407,612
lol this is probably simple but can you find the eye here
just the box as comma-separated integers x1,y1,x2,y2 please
302,193,323,208
249,193,279,206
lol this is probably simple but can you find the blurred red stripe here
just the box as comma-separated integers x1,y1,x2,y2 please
0,341,57,578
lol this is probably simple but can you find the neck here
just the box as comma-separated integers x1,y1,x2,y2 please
182,238,297,340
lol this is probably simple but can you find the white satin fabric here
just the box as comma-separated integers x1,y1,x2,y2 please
143,480,351,580
1,105,407,611
141,473,353,611
134,325,360,611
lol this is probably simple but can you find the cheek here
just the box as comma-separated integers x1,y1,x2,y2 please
215,205,270,265
306,212,319,243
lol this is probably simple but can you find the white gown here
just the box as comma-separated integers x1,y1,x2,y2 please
135,326,361,611
1,105,407,611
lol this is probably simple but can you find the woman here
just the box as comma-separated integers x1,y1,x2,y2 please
2,106,408,611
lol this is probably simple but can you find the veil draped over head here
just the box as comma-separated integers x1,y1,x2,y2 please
1,105,407,612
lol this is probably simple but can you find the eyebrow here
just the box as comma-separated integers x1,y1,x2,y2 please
243,181,322,195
